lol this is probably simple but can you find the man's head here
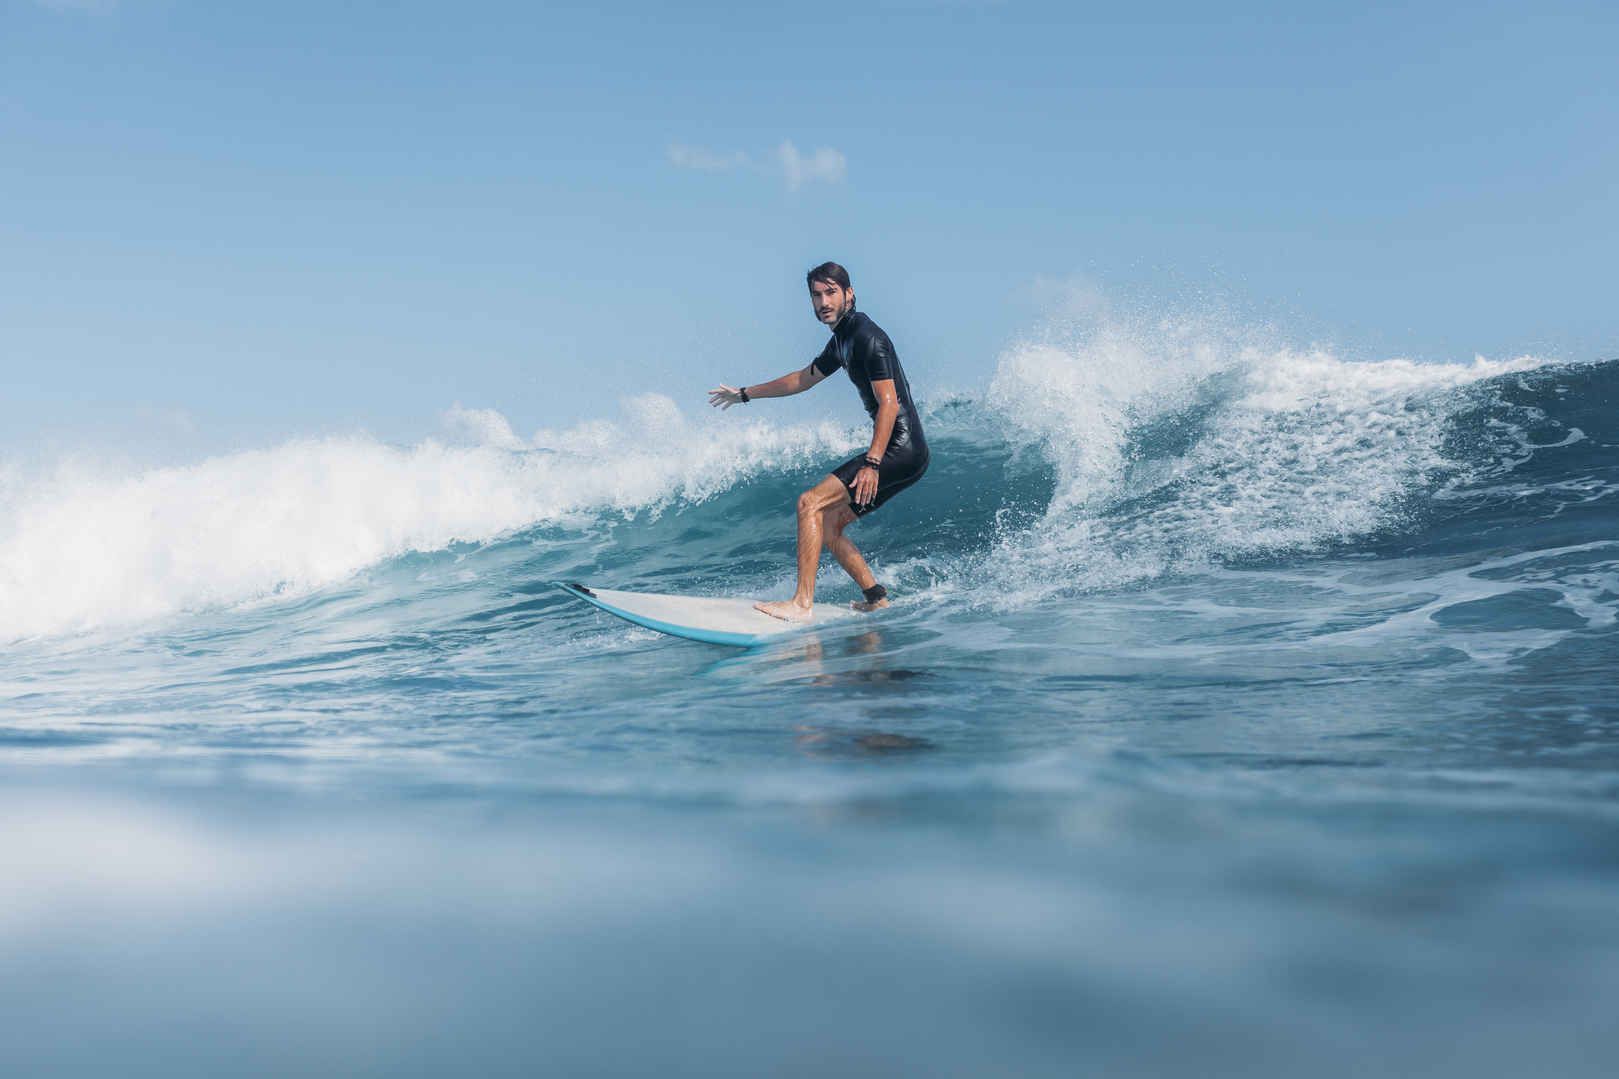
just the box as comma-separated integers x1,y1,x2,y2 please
806,261,855,326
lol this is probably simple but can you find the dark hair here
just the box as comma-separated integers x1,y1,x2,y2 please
806,261,854,308
806,261,851,291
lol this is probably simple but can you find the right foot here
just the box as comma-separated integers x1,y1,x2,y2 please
754,599,814,622
850,597,890,613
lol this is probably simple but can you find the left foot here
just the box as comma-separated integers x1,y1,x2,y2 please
754,599,814,622
851,597,890,613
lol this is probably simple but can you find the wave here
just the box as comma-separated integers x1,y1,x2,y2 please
2,312,1611,641
968,313,1585,603
0,397,864,640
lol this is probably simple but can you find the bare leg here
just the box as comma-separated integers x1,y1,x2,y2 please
755,475,852,622
822,505,889,612
823,504,872,588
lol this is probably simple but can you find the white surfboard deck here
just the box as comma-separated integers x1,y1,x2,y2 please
555,582,859,648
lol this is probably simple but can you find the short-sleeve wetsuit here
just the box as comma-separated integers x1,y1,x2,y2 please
812,309,929,517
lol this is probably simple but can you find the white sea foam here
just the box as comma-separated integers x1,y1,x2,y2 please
0,397,861,640
979,309,1551,602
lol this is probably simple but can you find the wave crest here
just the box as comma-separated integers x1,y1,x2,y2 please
973,311,1554,601
0,396,862,639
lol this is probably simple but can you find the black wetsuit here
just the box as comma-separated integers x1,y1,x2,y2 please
812,309,929,516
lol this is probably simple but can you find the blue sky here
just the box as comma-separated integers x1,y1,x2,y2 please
4,0,1615,456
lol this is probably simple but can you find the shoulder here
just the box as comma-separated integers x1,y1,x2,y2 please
848,312,890,345
851,313,895,357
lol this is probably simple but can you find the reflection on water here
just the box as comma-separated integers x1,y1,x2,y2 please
768,627,930,686
793,725,935,755
732,630,941,755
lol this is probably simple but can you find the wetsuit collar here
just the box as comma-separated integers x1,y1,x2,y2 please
831,307,861,336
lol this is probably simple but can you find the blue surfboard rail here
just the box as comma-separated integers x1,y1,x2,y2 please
555,582,770,648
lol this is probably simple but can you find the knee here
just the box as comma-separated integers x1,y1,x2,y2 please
796,489,821,517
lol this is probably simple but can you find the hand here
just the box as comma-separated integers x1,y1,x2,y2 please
853,465,879,506
708,384,744,409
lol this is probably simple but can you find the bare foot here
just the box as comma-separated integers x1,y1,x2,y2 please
754,599,814,622
850,597,890,613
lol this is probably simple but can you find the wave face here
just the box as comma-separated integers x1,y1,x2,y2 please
3,340,1609,643
4,332,1615,765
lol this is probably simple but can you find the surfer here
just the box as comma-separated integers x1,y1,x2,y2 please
709,262,929,622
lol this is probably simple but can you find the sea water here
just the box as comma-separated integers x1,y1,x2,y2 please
3,324,1617,1076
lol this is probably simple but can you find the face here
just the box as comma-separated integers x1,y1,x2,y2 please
808,279,852,326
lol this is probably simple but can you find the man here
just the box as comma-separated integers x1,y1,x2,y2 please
709,262,929,621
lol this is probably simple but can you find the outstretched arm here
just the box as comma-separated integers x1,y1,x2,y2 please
709,363,828,410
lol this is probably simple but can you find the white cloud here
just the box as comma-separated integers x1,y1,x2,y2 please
777,141,848,191
667,140,848,190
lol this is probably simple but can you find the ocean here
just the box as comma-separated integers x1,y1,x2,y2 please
3,333,1617,1076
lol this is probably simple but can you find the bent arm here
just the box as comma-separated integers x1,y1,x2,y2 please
866,379,899,460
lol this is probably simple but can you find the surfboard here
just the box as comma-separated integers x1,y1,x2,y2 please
554,582,858,647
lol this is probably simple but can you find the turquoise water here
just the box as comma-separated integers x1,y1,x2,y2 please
3,346,1617,1076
